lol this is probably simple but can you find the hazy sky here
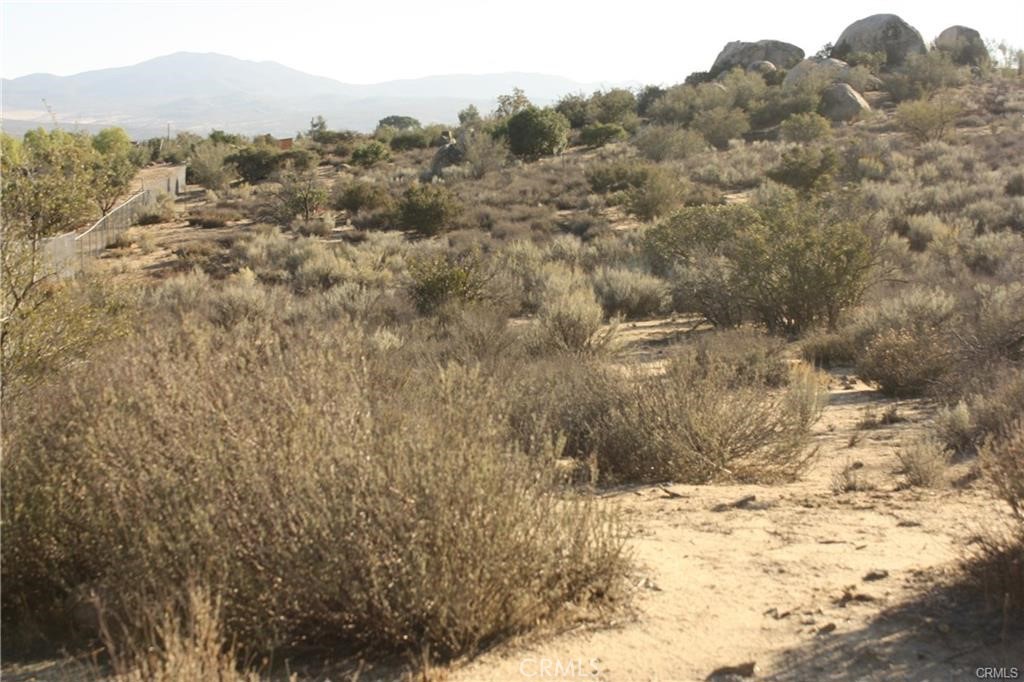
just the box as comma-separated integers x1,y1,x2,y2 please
2,0,1022,85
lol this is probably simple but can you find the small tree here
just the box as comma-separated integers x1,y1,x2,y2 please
227,145,281,183
274,171,328,221
377,115,421,131
555,94,590,129
780,112,833,144
579,123,626,148
506,107,570,157
495,87,532,119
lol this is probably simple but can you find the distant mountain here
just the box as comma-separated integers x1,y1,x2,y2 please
1,52,630,138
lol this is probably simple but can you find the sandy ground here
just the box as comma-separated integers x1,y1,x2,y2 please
441,375,1021,682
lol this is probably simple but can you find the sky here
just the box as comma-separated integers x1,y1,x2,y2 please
2,0,1023,85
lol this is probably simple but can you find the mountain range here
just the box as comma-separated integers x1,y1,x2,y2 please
1,52,632,138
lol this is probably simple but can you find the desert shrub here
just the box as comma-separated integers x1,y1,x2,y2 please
633,125,707,161
767,145,840,194
189,143,235,191
690,328,791,388
586,160,651,194
186,208,242,228
648,85,697,125
461,132,509,178
904,213,952,251
895,97,962,143
1,322,626,659
388,127,435,151
896,436,949,488
226,146,281,184
594,357,825,484
1005,173,1024,197
851,288,956,397
399,184,463,236
885,52,968,102
407,251,487,314
507,107,570,157
624,167,687,222
983,418,1024,519
135,192,176,225
579,123,627,148
692,106,750,150
591,267,669,319
332,179,393,213
646,199,875,334
801,331,857,368
351,140,391,167
535,269,615,354
291,213,335,237
750,85,820,129
780,112,833,144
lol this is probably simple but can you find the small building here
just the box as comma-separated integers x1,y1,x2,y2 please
276,138,294,151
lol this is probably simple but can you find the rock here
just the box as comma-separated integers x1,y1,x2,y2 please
747,60,777,75
820,82,871,122
710,39,804,76
935,26,990,67
863,569,889,581
831,14,926,68
429,141,463,177
782,56,850,89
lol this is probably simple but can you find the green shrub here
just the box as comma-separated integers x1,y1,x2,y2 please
273,171,329,222
189,143,236,191
399,184,463,236
780,112,833,144
186,208,242,228
507,107,570,157
579,123,627,148
895,97,962,143
332,179,393,213
555,94,590,129
1005,173,1024,197
586,160,651,194
767,145,840,194
646,199,875,334
692,106,750,150
624,167,687,222
633,125,707,162
351,140,391,167
407,251,486,314
885,52,968,102
800,331,857,368
591,267,669,319
588,89,637,126
226,146,281,184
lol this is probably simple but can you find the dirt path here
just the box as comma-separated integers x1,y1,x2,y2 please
446,377,1021,682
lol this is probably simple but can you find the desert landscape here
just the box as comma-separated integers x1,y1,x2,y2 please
2,7,1023,682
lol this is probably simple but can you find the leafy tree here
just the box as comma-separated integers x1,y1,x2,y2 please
555,94,590,129
227,145,281,183
274,171,328,221
1,129,96,240
90,127,139,214
377,115,421,131
588,88,637,125
506,107,570,157
458,105,482,127
495,87,532,119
